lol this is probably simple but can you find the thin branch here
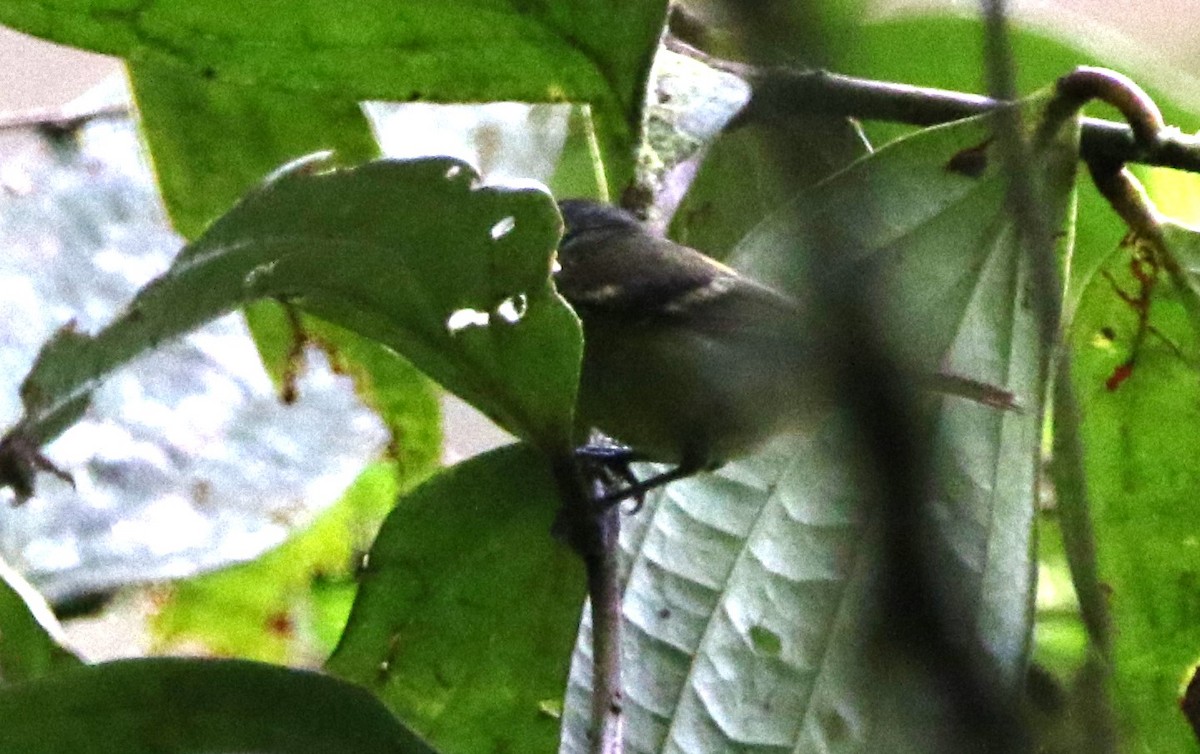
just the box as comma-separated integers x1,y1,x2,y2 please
663,36,1200,174
552,457,624,754
7,49,1200,177
0,102,129,134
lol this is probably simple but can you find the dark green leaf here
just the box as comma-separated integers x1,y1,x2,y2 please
667,118,871,261
0,157,580,498
0,657,437,753
327,444,584,754
0,560,81,684
3,1,670,195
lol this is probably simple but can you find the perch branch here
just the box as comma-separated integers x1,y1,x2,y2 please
552,457,624,754
663,36,1200,175
6,51,1200,177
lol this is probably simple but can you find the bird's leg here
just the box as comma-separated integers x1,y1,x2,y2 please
574,435,703,512
594,464,701,509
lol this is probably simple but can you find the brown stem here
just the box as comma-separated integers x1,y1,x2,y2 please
663,36,1200,174
1087,161,1163,242
1055,66,1165,148
552,456,624,754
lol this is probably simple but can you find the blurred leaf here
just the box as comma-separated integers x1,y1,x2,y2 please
3,1,670,196
1067,221,1200,751
845,12,1200,321
129,63,380,240
0,560,81,683
676,0,868,65
327,443,584,754
1145,168,1200,227
668,118,870,260
560,96,1079,752
243,303,442,481
0,157,580,499
546,105,609,201
847,12,1200,137
150,462,404,663
665,0,871,257
0,657,437,753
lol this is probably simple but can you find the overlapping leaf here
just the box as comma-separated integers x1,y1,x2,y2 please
1068,222,1200,751
327,444,585,754
561,96,1079,752
1,0,669,197
0,560,80,684
0,658,436,753
0,156,580,499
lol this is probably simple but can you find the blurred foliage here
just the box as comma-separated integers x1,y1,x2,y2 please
150,462,404,664
0,562,81,683
0,658,438,753
328,444,584,754
0,2,1198,753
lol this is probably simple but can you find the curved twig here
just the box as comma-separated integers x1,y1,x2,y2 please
662,36,1200,175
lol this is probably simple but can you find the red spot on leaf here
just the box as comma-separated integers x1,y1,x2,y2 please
265,612,294,637
1106,361,1135,391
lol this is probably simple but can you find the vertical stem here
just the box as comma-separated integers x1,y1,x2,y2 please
553,456,624,754
586,499,624,754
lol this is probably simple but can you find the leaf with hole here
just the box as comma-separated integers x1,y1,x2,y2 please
0,156,580,500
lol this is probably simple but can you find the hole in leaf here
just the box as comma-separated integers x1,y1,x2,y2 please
446,308,490,333
490,216,516,240
495,294,528,324
445,165,463,180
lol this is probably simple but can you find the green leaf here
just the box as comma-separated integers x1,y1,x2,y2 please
845,11,1200,320
0,560,81,684
2,1,670,196
0,657,437,753
562,429,886,753
243,302,443,482
667,117,871,261
1068,222,1200,751
129,62,381,240
327,444,584,754
150,462,404,663
560,96,1079,751
0,156,580,499
129,64,438,485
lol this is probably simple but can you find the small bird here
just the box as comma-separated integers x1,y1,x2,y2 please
554,199,828,496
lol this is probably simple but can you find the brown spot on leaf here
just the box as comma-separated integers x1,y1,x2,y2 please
945,139,993,178
1106,361,1134,391
0,433,73,505
265,612,294,637
280,302,307,404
